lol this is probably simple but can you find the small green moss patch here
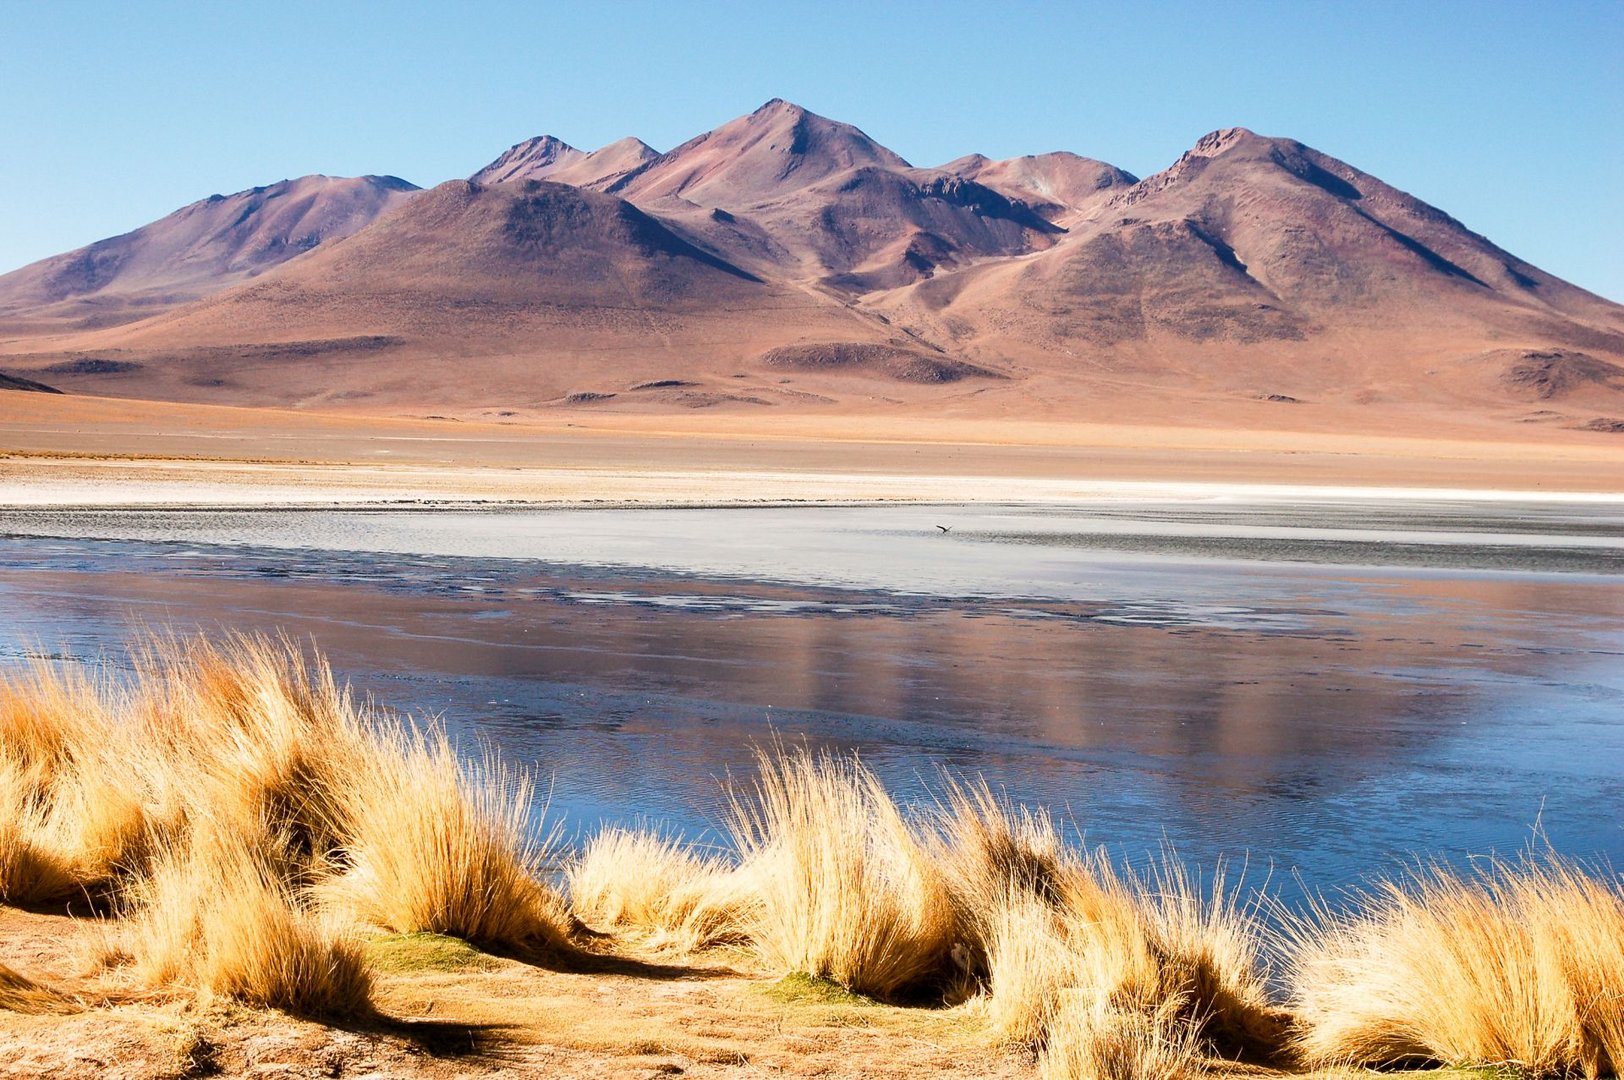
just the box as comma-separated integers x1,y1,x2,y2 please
363,932,499,974
757,971,877,1008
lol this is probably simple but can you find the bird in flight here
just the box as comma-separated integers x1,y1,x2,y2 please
936,525,952,534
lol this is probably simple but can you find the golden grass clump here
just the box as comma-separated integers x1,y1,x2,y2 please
568,827,749,951
131,635,369,865
932,778,1066,954
315,730,573,958
1038,993,1203,1080
940,782,1279,1063
0,633,573,1017
125,816,371,1019
1138,856,1283,1055
1287,858,1624,1078
0,662,151,905
728,745,958,1000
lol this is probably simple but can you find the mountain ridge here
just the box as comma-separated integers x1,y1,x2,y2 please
0,174,420,333
0,101,1619,432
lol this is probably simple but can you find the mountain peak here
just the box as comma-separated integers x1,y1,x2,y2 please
601,136,657,156
613,101,909,205
471,135,584,185
1114,127,1307,207
751,97,801,116
1187,127,1261,158
545,136,662,191
940,150,1136,219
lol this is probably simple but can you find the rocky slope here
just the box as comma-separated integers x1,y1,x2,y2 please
0,175,420,334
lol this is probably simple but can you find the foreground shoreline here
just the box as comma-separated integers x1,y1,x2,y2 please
3,636,1617,1079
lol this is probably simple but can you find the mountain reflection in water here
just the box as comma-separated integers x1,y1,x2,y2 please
1,501,1620,905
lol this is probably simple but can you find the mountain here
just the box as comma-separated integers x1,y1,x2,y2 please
0,105,1620,430
0,175,420,333
468,136,583,185
8,178,931,409
546,138,662,189
471,135,661,191
476,100,1067,288
873,127,1624,414
611,98,909,202
939,151,1138,224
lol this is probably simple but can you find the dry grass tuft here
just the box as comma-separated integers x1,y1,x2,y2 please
1287,858,1624,1078
931,777,1065,968
935,780,1278,1062
1138,856,1283,1056
1,633,572,1018
131,634,368,869
315,730,573,958
0,962,76,1014
1039,993,1204,1080
568,827,749,951
728,745,957,1000
124,815,372,1019
0,663,150,905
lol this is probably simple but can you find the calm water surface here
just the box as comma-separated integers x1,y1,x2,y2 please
2,500,1621,904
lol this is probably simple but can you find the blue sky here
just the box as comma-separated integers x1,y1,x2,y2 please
3,0,1620,299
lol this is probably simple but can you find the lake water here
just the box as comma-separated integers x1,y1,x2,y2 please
2,499,1621,904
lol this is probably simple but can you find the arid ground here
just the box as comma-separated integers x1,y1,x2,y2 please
0,899,1514,1080
2,394,1621,510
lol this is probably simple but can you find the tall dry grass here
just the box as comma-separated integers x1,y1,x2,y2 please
570,755,1278,1065
316,730,574,957
568,827,749,951
0,633,571,1016
930,779,1279,1064
0,662,151,905
727,746,958,1000
130,634,368,866
125,813,371,1018
971,854,1279,1056
1038,992,1203,1080
1288,858,1624,1078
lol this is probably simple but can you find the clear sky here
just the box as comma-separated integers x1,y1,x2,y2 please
3,0,1620,300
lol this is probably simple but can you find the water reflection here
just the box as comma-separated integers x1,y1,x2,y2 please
0,502,1621,905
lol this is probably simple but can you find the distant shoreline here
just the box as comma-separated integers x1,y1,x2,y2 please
3,465,1621,512
3,394,1622,507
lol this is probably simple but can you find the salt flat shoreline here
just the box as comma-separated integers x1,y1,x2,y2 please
3,459,1622,511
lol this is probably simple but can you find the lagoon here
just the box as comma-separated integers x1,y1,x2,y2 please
2,498,1621,902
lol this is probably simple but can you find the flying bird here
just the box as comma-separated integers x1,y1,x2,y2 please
936,525,952,534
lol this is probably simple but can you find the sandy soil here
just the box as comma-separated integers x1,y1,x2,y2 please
1,394,1620,507
0,907,1494,1080
0,906,1024,1079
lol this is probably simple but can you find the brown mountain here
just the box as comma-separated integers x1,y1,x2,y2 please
939,152,1139,224
468,136,584,185
479,100,1067,289
0,175,420,334
1,104,1620,431
8,178,928,409
872,128,1624,414
471,135,662,191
